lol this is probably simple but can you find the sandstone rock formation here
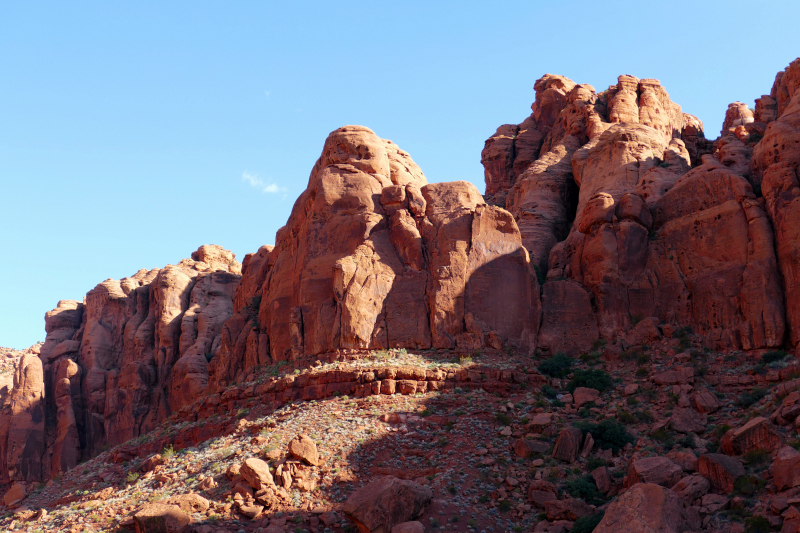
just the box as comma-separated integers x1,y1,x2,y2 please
7,58,800,493
0,246,241,484
211,125,542,387
482,68,790,351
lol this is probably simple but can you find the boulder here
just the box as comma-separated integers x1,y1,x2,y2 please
720,417,781,455
594,483,700,533
343,476,432,533
543,498,593,521
512,438,549,459
652,368,694,386
166,493,210,514
691,390,722,414
669,408,707,434
624,317,662,347
391,522,425,533
133,503,191,533
240,458,275,490
3,482,25,506
552,428,583,463
671,475,710,504
697,454,745,493
771,446,800,491
573,387,600,406
628,457,683,488
288,434,319,466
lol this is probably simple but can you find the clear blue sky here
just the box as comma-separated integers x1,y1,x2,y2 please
1,1,798,349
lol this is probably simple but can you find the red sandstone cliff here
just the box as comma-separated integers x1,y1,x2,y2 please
3,59,800,486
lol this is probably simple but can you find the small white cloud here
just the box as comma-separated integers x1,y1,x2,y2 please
241,171,285,194
265,90,270,98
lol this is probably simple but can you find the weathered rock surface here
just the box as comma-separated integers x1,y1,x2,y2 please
772,446,800,491
719,417,781,455
697,453,745,493
594,483,699,533
628,457,684,488
343,476,432,533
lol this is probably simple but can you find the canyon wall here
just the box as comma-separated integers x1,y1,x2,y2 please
2,58,799,485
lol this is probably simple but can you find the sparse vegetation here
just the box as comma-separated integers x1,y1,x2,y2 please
567,369,613,393
538,353,574,378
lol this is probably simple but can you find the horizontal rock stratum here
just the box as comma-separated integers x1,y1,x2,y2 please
1,58,799,488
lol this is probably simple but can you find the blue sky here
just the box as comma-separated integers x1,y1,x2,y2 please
1,1,798,349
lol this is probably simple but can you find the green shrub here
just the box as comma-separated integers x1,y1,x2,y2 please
743,449,769,467
564,475,603,504
572,512,605,533
743,515,771,533
576,419,634,452
540,384,557,399
737,388,767,408
733,475,765,497
761,350,789,365
495,412,511,426
652,428,675,448
586,457,608,471
538,353,574,378
568,369,613,393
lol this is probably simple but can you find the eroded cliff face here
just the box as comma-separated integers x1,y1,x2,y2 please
482,64,800,354
0,246,241,483
209,125,542,388
6,59,800,485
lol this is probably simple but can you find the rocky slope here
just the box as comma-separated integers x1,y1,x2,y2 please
1,57,800,533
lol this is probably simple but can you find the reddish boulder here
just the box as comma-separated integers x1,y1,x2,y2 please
512,438,549,459
628,457,683,488
552,427,583,463
771,446,800,491
692,390,722,414
543,498,593,521
652,368,694,386
133,503,190,533
573,387,600,407
669,408,707,434
697,454,745,493
343,476,432,533
288,434,319,466
719,417,781,455
594,483,699,533
671,475,710,504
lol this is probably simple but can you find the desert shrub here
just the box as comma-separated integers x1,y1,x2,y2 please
586,457,608,471
568,369,613,393
743,449,770,467
572,512,605,533
743,515,771,533
576,419,634,452
737,388,767,408
538,353,573,378
761,350,789,365
541,384,558,399
564,475,604,504
733,475,765,497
